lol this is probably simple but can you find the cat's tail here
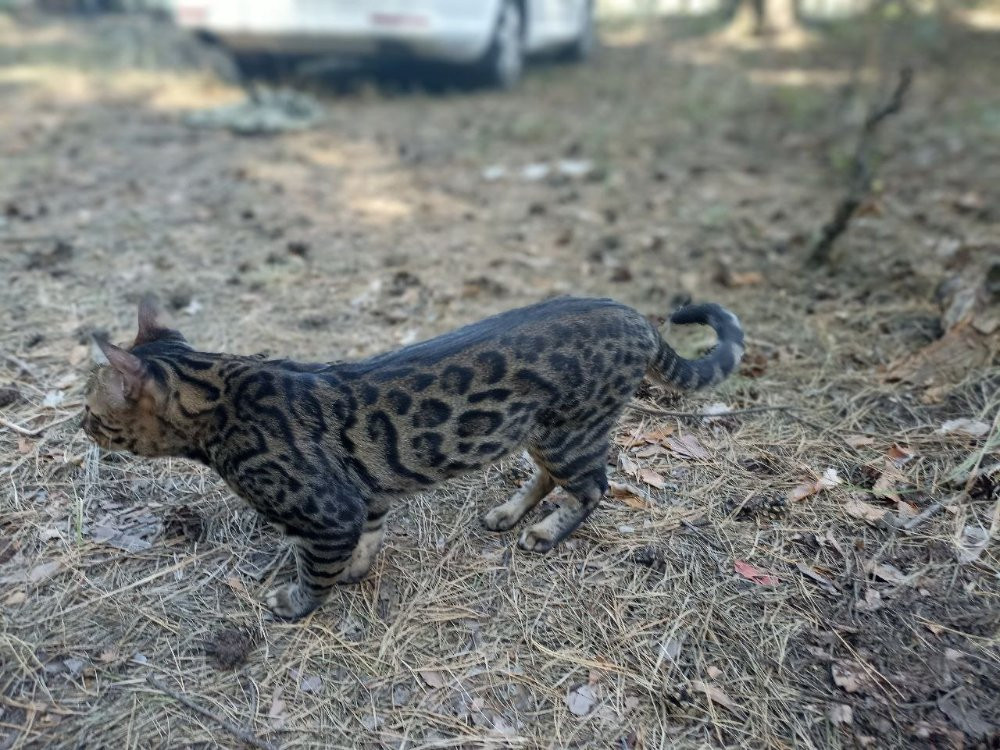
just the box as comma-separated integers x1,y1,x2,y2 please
647,303,745,390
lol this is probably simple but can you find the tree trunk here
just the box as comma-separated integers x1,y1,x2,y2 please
722,0,807,41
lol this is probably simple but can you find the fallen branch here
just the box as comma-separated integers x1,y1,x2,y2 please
809,67,913,266
626,403,793,419
0,416,42,437
146,675,279,750
0,412,81,438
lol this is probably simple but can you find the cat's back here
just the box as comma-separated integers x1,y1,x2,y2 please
344,296,645,378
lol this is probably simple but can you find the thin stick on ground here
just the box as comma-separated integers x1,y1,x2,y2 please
146,675,279,750
625,403,793,419
0,416,43,437
809,67,914,266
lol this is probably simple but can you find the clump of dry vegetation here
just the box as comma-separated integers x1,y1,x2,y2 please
1,7,998,748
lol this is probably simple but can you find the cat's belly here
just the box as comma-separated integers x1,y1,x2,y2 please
353,405,538,495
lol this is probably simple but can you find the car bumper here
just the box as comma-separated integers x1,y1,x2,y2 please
175,5,495,63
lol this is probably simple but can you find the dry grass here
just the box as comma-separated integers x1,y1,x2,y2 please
1,10,999,750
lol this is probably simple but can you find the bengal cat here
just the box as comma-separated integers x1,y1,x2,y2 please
82,295,744,619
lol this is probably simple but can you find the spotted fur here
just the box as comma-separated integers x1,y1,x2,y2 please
83,295,744,619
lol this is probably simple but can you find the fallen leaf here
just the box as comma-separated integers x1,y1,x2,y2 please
734,560,779,586
690,680,739,712
795,563,840,594
845,434,876,448
869,445,917,502
886,444,915,463
566,683,599,716
268,687,287,730
619,453,639,477
666,434,708,460
68,344,90,366
818,468,843,489
867,561,909,585
609,482,650,510
828,703,853,725
700,402,731,418
4,590,26,606
17,437,35,454
831,660,873,694
938,419,991,438
659,637,683,661
788,482,819,502
63,658,85,676
298,674,323,694
789,467,842,502
707,666,723,679
844,497,888,523
418,670,446,689
855,589,884,612
637,425,675,443
29,560,62,583
937,693,994,739
955,525,989,564
633,444,664,459
638,468,667,489
42,390,65,408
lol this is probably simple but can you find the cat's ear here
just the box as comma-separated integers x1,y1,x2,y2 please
90,335,111,366
135,294,181,346
95,338,147,401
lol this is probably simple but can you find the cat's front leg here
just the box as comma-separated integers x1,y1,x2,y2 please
266,532,360,619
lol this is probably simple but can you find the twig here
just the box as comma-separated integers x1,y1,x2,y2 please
0,235,61,244
809,67,913,266
0,416,42,437
146,675,279,750
900,491,965,532
625,403,793,419
0,412,80,438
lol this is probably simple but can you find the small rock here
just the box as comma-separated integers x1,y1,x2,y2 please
0,384,21,408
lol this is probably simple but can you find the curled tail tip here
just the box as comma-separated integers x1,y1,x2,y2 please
657,301,745,390
670,302,742,333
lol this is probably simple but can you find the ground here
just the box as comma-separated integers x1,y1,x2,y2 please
0,7,998,750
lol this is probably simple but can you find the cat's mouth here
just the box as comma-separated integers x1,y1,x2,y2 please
81,410,116,449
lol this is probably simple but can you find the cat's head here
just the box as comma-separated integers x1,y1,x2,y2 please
82,295,194,457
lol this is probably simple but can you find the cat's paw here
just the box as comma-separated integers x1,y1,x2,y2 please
517,525,556,553
264,583,317,620
483,504,523,532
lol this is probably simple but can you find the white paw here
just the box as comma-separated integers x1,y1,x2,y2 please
517,525,555,553
265,583,311,620
483,505,521,532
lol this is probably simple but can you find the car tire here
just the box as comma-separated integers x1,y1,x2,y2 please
559,1,596,63
477,0,524,88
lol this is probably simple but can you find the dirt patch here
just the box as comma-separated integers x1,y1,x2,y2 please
204,626,256,671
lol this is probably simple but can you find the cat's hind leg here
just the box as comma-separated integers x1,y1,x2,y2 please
482,459,555,532
337,501,389,584
517,430,612,554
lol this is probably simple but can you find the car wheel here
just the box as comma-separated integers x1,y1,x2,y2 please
560,1,596,63
478,0,524,88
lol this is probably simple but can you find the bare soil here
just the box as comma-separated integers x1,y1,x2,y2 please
0,9,998,750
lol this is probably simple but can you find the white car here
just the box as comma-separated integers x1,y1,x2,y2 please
172,0,595,87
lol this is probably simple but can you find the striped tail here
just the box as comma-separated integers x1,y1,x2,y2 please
649,303,745,390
